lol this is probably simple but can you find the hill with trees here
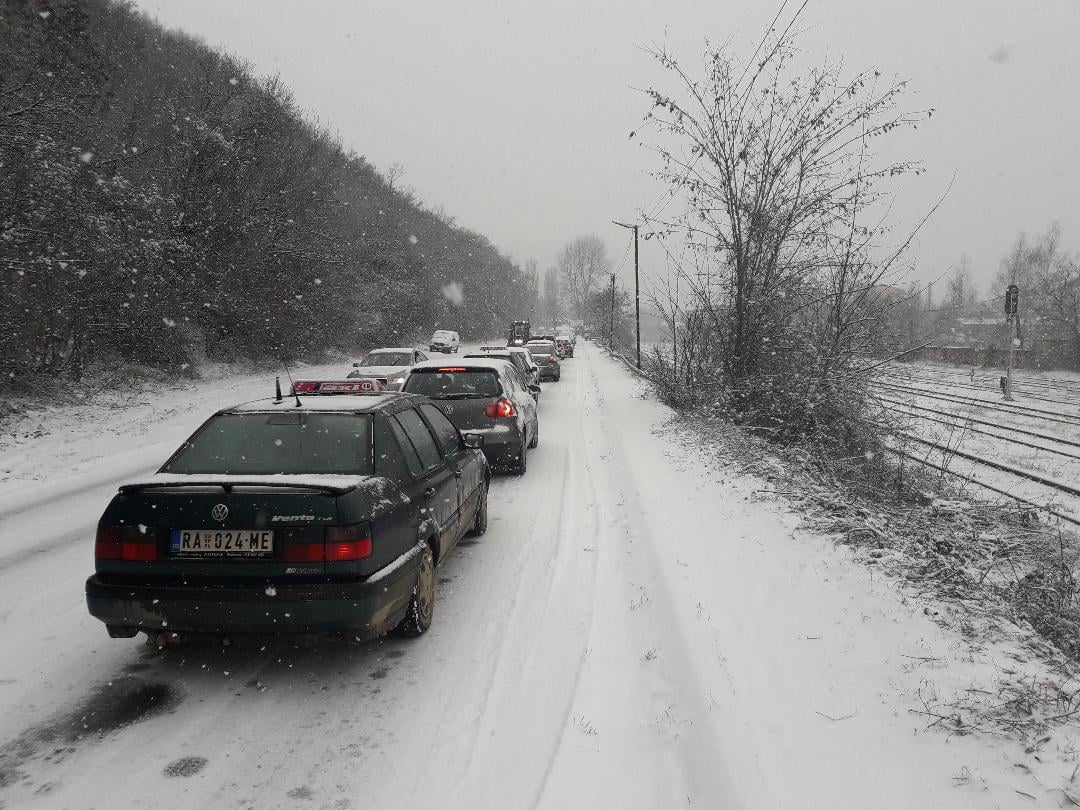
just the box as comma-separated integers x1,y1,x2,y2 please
0,0,536,386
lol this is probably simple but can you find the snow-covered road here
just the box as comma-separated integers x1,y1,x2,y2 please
0,345,1071,809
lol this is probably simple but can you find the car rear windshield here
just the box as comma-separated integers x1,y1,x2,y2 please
526,344,555,357
432,331,453,339
360,352,411,366
403,369,501,398
162,412,373,475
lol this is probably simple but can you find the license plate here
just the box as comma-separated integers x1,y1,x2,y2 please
170,529,274,558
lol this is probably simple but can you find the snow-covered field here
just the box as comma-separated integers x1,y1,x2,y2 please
1,345,1078,808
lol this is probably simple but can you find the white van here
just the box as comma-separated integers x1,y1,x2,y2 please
429,330,461,353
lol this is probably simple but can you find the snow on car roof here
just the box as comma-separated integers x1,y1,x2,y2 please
366,347,415,354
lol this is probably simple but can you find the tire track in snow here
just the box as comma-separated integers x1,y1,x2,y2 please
442,356,600,809
536,345,739,809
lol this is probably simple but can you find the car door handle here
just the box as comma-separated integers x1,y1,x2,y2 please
423,487,436,499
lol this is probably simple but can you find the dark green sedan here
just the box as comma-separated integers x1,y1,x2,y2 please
86,381,489,645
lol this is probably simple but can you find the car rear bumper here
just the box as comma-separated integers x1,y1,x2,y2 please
471,426,524,466
538,367,559,380
86,544,423,639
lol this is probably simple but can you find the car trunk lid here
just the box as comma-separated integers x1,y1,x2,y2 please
98,477,360,580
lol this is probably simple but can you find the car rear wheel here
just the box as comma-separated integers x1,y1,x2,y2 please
528,419,538,448
467,482,488,536
395,546,435,637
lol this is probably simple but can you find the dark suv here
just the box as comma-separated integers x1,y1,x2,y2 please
86,382,489,644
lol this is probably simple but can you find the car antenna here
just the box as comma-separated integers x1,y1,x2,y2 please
281,360,303,407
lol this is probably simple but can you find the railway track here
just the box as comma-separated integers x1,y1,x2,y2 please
878,371,1080,410
887,441,1080,528
870,379,1080,427
882,367,1080,408
872,384,1080,434
879,397,1080,460
872,370,1080,525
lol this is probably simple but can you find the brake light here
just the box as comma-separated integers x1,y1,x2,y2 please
95,524,157,561
548,356,557,364
121,543,157,561
437,367,467,372
325,525,373,560
325,539,373,561
283,526,373,563
483,397,516,418
283,543,324,563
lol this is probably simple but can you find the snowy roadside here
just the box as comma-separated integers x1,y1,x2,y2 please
574,345,1080,808
0,361,349,515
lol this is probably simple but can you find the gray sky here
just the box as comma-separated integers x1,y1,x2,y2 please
134,0,1079,302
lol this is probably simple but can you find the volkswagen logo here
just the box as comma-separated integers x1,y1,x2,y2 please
211,503,229,522
443,404,454,415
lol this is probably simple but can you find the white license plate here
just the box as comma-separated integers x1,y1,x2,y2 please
170,529,274,557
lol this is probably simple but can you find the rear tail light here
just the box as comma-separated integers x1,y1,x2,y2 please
325,525,373,561
548,356,557,365
120,543,157,561
96,524,158,561
482,397,517,418
282,543,325,563
283,525,373,563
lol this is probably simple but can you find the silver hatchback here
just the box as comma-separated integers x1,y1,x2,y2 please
525,340,561,382
402,357,539,475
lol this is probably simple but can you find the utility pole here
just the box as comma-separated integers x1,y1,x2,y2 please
608,273,616,353
672,271,679,383
1004,284,1019,401
613,220,641,368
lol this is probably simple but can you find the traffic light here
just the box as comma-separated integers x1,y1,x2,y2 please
1004,284,1019,316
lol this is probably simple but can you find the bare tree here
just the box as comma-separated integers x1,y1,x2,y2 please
541,266,563,324
385,161,405,192
946,256,976,309
556,235,610,323
636,4,934,450
1039,255,1080,357
995,233,1034,292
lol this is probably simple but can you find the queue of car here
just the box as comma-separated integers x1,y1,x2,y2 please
84,329,576,648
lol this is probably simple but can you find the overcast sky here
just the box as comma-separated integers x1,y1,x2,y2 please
134,0,1079,302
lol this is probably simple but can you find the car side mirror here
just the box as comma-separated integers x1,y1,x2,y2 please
463,432,484,449
528,384,541,395
352,362,361,367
